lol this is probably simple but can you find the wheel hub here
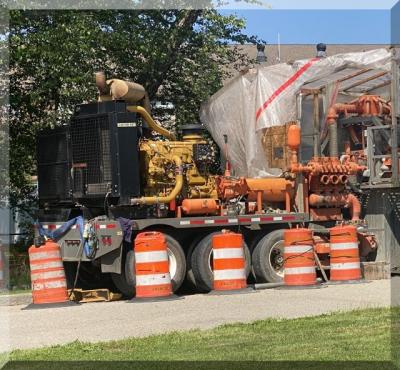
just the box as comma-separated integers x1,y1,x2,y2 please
269,241,284,278
167,248,177,279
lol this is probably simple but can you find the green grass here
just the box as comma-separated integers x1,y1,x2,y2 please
0,289,30,296
7,307,399,368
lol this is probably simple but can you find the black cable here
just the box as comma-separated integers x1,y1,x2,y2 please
68,240,84,299
104,191,111,216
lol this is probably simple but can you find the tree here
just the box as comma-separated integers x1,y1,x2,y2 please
8,8,260,213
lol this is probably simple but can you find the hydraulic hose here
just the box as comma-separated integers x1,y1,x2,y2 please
130,156,183,205
308,193,361,221
127,105,176,140
346,193,361,221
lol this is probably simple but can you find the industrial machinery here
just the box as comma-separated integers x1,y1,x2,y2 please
36,57,398,296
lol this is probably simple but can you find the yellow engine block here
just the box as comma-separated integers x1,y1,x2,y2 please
139,135,217,199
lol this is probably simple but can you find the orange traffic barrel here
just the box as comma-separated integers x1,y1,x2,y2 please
29,239,68,304
329,225,361,281
212,230,247,291
134,232,173,298
284,228,316,286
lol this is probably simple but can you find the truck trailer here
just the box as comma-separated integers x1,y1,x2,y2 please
35,53,400,297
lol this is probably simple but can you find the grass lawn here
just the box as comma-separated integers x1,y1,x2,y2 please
5,307,399,369
0,289,30,296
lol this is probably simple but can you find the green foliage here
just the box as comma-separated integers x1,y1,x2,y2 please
8,8,259,211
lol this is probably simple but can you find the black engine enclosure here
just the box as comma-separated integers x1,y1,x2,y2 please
38,101,141,208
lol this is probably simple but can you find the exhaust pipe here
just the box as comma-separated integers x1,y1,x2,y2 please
95,72,151,113
95,71,110,96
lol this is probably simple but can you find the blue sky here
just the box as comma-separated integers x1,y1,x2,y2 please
219,1,399,44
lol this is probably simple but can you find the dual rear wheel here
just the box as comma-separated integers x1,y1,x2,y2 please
110,229,285,297
111,234,186,298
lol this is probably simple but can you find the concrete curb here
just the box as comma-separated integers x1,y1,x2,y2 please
0,293,31,306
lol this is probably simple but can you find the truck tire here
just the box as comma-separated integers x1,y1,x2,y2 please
165,234,187,292
252,229,285,283
191,232,251,293
186,233,207,289
111,234,186,298
111,249,136,298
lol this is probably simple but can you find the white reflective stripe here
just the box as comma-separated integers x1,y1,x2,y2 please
213,248,244,259
284,266,315,275
285,245,313,254
330,242,358,251
99,225,107,229
331,262,360,270
30,261,63,271
31,270,66,281
228,219,238,223
136,273,171,286
29,251,60,261
180,220,190,225
214,269,246,281
274,216,283,221
205,219,215,224
33,280,67,290
251,217,261,222
135,250,168,263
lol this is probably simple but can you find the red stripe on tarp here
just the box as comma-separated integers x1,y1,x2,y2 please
255,58,320,122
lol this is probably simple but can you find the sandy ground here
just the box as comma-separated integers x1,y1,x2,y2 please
0,277,398,353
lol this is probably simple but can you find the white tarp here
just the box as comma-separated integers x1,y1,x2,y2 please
200,48,391,177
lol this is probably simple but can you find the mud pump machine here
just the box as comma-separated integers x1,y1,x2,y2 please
36,73,386,296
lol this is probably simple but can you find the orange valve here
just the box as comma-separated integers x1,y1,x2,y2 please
212,230,247,291
329,225,361,282
283,228,316,286
28,240,68,304
134,232,173,298
287,124,301,150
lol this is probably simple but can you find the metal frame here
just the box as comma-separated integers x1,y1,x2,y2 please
390,48,399,187
367,124,393,185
